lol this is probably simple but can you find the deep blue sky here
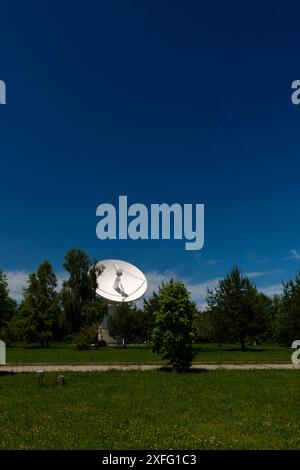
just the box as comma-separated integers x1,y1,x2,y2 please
1,0,300,304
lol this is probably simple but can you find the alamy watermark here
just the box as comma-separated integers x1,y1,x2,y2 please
96,196,204,251
0,80,6,104
291,80,300,105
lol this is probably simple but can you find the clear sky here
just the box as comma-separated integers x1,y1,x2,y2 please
1,0,300,306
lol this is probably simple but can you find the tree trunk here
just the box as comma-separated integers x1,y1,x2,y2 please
240,337,245,350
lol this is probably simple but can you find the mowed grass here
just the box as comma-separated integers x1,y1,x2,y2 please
6,342,291,364
0,370,299,449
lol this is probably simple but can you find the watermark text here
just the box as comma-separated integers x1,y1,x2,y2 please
291,340,300,365
0,80,6,104
96,196,204,251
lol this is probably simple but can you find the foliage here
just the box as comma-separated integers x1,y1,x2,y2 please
73,323,99,350
0,270,17,343
19,261,60,347
108,304,142,347
0,316,21,345
134,308,156,343
81,298,107,327
60,249,105,333
273,273,300,345
2,249,300,350
253,292,274,342
192,310,214,343
142,291,160,342
151,280,196,370
207,266,270,349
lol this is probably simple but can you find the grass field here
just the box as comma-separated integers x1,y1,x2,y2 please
0,370,298,449
6,342,292,364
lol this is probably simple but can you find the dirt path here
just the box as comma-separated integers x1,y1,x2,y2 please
0,363,299,372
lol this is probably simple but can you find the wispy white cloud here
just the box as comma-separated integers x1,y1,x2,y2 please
245,250,256,262
145,270,179,297
245,269,282,278
186,277,221,310
192,254,222,266
56,272,68,290
255,258,270,264
285,249,300,261
5,270,29,303
203,259,223,265
145,270,220,310
245,252,271,264
259,283,283,298
145,269,285,309
6,270,67,303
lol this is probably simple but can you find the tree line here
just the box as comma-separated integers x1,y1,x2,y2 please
0,249,299,363
0,249,108,347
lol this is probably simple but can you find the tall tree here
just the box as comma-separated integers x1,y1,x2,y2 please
107,303,141,347
273,273,300,345
20,261,60,347
61,248,105,333
253,292,274,343
0,270,17,339
151,280,196,371
193,310,214,343
207,266,264,350
142,291,160,342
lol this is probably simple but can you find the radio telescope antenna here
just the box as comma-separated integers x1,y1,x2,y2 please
95,259,148,344
96,259,147,303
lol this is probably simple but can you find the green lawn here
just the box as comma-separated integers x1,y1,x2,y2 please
6,342,291,364
0,370,298,449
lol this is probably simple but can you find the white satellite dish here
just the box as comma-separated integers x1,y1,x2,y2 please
95,259,147,303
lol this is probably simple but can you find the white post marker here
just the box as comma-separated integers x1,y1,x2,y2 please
36,370,45,385
0,340,6,364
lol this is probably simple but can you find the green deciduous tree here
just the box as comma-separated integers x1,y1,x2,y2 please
192,310,214,343
108,303,142,347
253,292,274,343
73,323,99,350
61,249,105,333
207,266,268,350
142,291,160,342
20,261,60,347
0,270,17,343
151,280,196,371
273,273,300,345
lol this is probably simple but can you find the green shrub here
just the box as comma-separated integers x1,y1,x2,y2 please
73,324,99,350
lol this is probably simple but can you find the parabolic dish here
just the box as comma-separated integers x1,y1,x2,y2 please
95,259,147,303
